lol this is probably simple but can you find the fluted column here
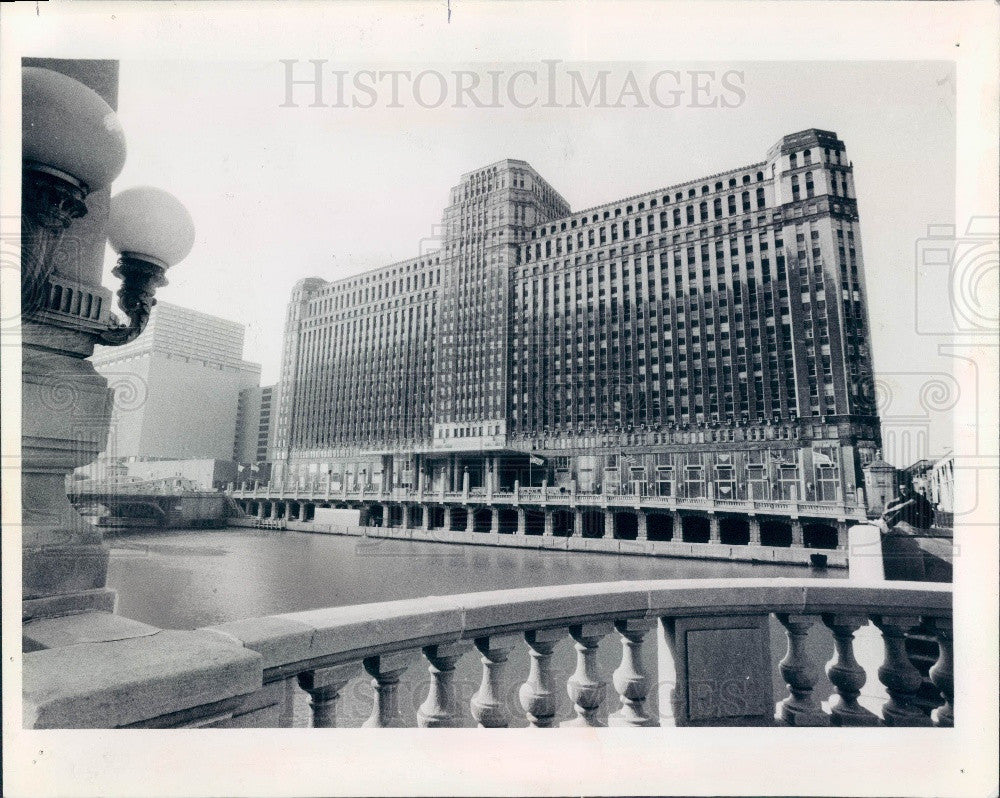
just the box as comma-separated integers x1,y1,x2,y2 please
775,614,830,726
873,615,934,726
296,663,360,728
417,642,472,727
519,627,565,727
363,652,417,728
822,614,880,726
561,622,612,727
927,616,954,727
609,618,656,726
470,635,518,727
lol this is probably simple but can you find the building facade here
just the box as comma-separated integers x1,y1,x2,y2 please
256,130,882,552
93,301,262,462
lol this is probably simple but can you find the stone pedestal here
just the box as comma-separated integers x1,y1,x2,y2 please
22,322,116,621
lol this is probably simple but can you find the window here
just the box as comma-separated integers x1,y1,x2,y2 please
715,464,736,497
656,466,674,497
685,465,704,498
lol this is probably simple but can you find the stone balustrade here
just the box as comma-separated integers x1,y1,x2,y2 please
23,578,951,729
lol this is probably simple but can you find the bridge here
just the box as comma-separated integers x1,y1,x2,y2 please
69,477,238,529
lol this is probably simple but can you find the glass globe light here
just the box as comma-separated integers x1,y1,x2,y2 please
107,186,195,268
22,66,127,191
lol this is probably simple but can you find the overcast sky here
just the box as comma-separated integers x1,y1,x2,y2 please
106,59,957,462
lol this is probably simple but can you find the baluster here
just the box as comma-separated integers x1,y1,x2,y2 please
609,618,656,727
562,622,612,727
872,615,934,727
416,642,472,727
519,627,566,727
296,663,360,728
470,635,518,728
926,616,953,727
775,614,831,726
822,614,880,726
363,652,418,728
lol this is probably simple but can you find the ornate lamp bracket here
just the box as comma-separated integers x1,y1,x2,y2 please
97,254,168,346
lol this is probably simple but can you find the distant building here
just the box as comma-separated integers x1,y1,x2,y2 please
927,452,955,513
234,386,263,463
863,458,898,517
257,384,279,463
92,301,261,461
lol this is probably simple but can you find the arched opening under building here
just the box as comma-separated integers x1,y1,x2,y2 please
386,504,404,528
551,509,573,537
523,509,545,536
449,507,468,531
760,519,792,547
580,509,605,538
473,508,493,533
287,501,300,521
647,513,674,541
497,508,519,534
274,502,287,520
680,515,711,543
366,505,383,527
803,522,838,549
719,517,750,546
613,512,638,540
302,503,315,521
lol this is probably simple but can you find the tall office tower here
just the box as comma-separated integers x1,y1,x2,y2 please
92,301,261,461
434,161,569,448
269,130,881,538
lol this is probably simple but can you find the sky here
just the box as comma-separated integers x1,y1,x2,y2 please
108,59,958,463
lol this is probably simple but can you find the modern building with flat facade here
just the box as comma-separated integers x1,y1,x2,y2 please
243,129,882,559
93,301,261,462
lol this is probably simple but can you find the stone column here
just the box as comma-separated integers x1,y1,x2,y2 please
573,509,583,537
791,519,804,547
748,517,761,545
604,512,615,539
709,515,721,543
443,505,453,531
297,664,360,728
636,510,648,540
490,509,500,534
516,508,526,535
836,522,848,550
543,510,554,537
256,503,265,519
422,505,433,531
465,507,475,533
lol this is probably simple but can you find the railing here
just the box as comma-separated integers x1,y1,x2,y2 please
231,483,863,519
202,578,952,729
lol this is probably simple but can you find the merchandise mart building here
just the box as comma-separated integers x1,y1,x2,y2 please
266,129,881,545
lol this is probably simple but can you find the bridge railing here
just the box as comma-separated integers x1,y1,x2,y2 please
200,578,952,729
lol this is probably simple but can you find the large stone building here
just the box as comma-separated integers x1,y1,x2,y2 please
256,129,881,551
93,301,261,462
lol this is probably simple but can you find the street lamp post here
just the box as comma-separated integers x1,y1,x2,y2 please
21,66,193,620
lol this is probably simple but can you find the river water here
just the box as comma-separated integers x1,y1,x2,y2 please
106,527,876,727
